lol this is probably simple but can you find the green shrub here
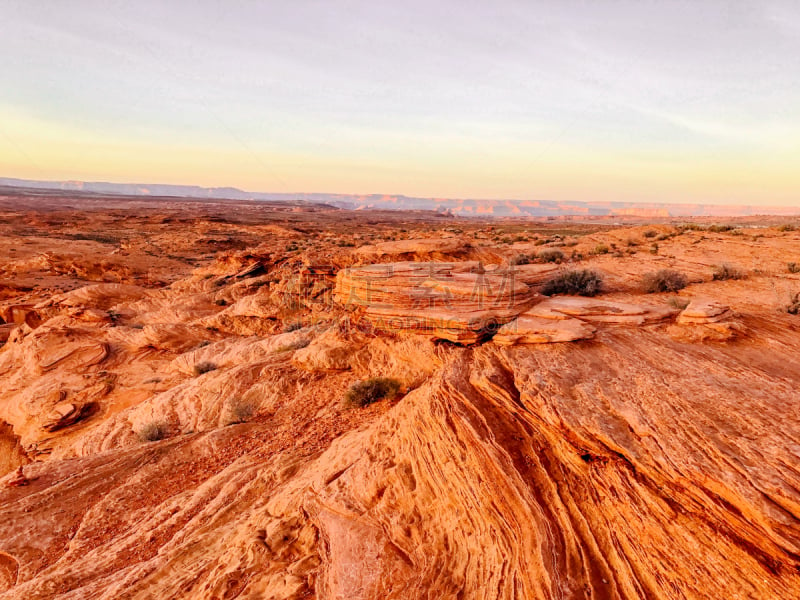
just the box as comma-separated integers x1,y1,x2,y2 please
193,361,218,376
537,248,564,263
541,269,603,297
641,269,688,293
344,377,402,408
592,244,610,255
712,263,746,281
138,421,168,442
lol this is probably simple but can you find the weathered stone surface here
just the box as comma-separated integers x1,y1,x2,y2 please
2,202,800,599
494,313,596,344
670,299,742,341
292,328,359,372
354,238,471,262
334,262,537,343
531,296,677,324
677,299,735,324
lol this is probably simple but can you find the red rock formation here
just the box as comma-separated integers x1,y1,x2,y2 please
334,262,537,342
0,200,799,599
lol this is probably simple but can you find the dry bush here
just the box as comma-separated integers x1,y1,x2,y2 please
787,262,800,274
193,361,218,376
707,224,735,233
642,269,688,293
712,263,746,281
786,293,800,315
541,269,603,297
282,321,303,332
225,398,257,424
668,297,690,310
537,248,564,263
138,421,168,442
344,377,402,408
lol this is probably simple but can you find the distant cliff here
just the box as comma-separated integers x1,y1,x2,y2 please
2,176,798,217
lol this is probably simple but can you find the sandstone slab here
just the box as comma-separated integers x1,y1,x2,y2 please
335,262,537,343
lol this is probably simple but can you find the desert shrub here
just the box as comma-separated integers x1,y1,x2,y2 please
592,244,610,255
625,237,640,247
282,321,303,333
786,293,800,315
541,269,603,297
778,224,797,232
509,253,531,266
215,298,227,306
537,248,564,263
712,263,746,281
138,421,168,442
788,262,800,274
225,398,257,424
643,229,658,238
641,269,688,293
708,224,734,233
193,361,218,376
343,377,402,408
667,297,690,310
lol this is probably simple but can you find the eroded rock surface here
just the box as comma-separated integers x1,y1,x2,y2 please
335,262,537,343
1,201,800,599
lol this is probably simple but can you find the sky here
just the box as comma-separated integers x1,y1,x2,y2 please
1,0,799,205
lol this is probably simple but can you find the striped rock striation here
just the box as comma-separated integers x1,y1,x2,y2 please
334,262,540,343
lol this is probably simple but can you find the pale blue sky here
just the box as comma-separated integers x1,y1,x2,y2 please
1,1,799,203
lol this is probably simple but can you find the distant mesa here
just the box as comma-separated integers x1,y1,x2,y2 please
2,177,799,217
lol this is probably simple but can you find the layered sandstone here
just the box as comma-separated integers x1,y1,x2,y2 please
670,299,743,342
0,199,799,599
334,261,537,342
